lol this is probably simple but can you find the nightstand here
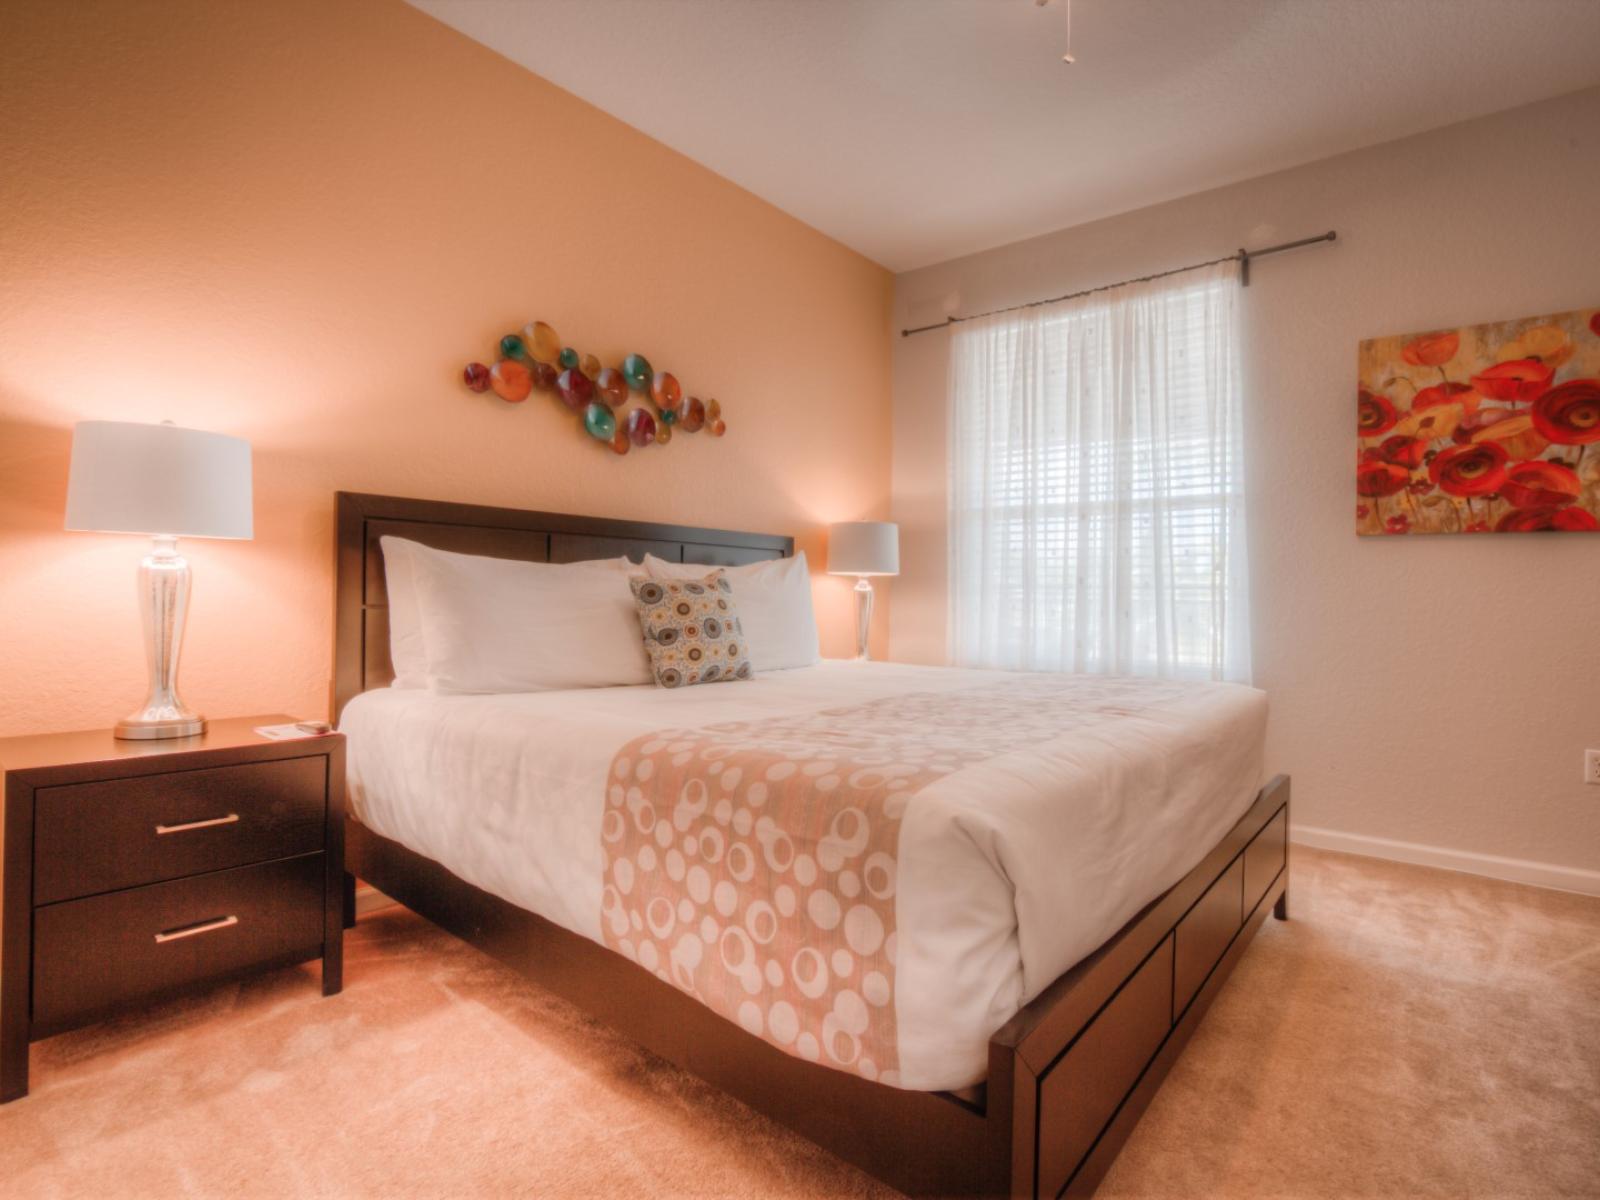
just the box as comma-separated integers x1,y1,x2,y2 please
0,715,344,1102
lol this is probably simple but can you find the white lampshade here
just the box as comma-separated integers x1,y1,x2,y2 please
65,420,253,539
827,521,899,577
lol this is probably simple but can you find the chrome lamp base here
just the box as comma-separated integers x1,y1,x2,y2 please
852,576,876,661
115,712,206,740
115,535,207,741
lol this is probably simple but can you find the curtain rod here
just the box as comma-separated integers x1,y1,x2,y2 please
899,229,1337,337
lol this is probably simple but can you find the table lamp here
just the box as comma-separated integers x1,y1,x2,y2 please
64,420,253,739
827,521,898,661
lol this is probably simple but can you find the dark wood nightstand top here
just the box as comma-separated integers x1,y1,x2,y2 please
0,715,337,783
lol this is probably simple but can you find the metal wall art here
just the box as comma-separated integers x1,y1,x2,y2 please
463,319,727,456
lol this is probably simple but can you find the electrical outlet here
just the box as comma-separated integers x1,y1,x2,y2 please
1587,749,1600,786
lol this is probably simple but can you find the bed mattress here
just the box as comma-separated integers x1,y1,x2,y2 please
341,660,1266,1091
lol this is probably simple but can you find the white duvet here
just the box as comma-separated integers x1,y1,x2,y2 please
341,660,1266,1090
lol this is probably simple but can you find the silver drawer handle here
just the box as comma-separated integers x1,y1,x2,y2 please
155,813,240,836
154,915,239,944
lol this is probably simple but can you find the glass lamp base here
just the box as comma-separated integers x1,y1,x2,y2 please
853,577,875,661
114,534,206,740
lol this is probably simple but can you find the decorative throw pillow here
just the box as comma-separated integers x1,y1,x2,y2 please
630,572,754,688
642,551,820,672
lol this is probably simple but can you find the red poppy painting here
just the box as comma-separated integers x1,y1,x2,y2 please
1357,306,1600,535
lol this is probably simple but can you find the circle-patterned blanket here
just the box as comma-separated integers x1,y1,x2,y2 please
600,676,1190,1086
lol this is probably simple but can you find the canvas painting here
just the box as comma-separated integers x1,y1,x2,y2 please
1356,307,1600,535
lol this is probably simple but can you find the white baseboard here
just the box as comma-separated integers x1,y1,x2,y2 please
1291,825,1600,897
354,884,397,916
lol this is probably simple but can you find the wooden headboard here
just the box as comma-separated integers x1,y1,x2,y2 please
332,491,794,720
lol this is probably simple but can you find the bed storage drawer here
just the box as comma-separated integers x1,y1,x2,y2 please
1243,808,1287,916
1174,858,1243,1017
1037,934,1174,1199
33,757,327,905
31,853,326,1034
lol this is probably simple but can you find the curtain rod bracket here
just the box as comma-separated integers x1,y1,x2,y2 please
1238,249,1250,288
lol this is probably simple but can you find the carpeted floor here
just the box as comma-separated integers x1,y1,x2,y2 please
4,846,1597,1199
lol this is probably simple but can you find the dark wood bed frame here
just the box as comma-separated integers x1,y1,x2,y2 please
333,491,1290,1199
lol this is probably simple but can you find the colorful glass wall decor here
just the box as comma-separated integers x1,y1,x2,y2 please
462,320,728,456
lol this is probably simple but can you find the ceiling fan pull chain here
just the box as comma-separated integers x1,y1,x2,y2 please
1035,0,1077,64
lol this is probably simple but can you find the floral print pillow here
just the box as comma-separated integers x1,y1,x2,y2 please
629,571,755,688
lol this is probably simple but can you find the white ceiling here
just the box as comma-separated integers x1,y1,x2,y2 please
408,0,1600,272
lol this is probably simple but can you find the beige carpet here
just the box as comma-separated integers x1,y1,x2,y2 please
3,847,1596,1199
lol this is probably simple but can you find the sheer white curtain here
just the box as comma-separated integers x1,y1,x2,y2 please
947,259,1250,682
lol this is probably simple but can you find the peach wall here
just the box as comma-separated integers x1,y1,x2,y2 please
892,88,1600,888
0,0,893,737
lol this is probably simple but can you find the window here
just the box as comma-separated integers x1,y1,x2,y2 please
948,260,1250,682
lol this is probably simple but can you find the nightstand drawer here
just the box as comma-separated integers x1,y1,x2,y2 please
32,853,325,1035
34,756,327,904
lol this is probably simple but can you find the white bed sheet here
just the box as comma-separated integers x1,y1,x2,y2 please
342,660,1267,1090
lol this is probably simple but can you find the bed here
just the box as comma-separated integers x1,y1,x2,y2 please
333,491,1290,1198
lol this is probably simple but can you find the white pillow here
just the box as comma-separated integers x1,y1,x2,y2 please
388,538,648,694
378,536,429,689
380,537,631,688
643,551,820,671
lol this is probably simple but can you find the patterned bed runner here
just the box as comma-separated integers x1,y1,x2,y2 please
599,675,1188,1085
